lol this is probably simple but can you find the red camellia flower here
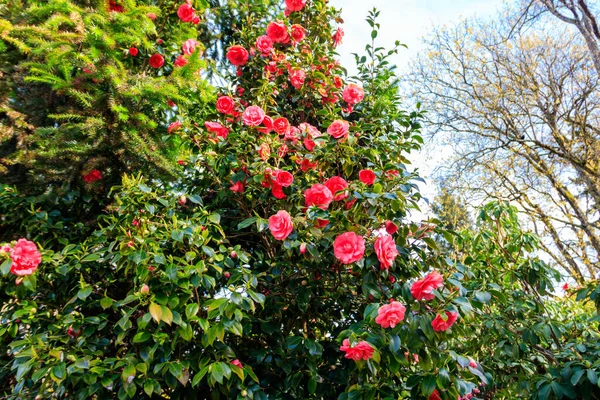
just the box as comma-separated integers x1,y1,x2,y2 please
226,45,249,66
327,119,349,139
168,121,182,133
359,169,376,185
333,232,365,264
271,182,287,199
192,16,200,24
374,234,399,269
268,210,294,240
385,220,398,235
290,24,306,42
315,218,329,228
375,301,406,328
174,55,188,67
300,158,318,172
149,53,164,68
429,390,442,400
273,117,290,135
216,96,236,115
128,47,138,56
562,282,569,291
204,121,229,139
285,0,307,12
332,26,344,47
231,359,243,368
147,12,157,20
431,311,459,332
324,176,349,201
275,170,293,187
304,137,315,151
182,38,199,55
177,3,195,22
334,76,343,88
83,169,102,183
230,180,245,193
289,68,306,89
255,35,274,56
9,239,42,276
108,0,124,12
242,106,265,126
343,83,365,105
266,21,289,43
339,339,374,361
304,184,333,210
411,271,444,301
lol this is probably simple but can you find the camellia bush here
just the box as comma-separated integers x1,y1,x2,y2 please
1,1,598,400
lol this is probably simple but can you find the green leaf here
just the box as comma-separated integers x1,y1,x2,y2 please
133,332,151,343
138,183,152,193
571,369,586,385
308,376,317,394
421,375,437,396
149,303,163,324
587,369,598,385
77,286,92,300
121,364,136,382
144,381,154,396
237,217,257,230
160,305,173,325
474,291,492,303
186,303,199,319
81,253,100,262
286,336,303,350
0,259,12,275
192,365,209,387
100,296,113,309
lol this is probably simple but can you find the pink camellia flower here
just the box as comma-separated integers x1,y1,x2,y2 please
147,12,157,20
289,68,306,89
431,311,459,332
285,0,307,12
343,83,365,105
304,184,333,210
339,339,374,361
411,271,444,301
375,301,406,328
266,21,289,43
327,120,349,139
278,143,289,158
177,3,195,22
333,232,365,264
290,24,306,42
359,169,376,185
332,26,344,47
128,47,138,56
255,35,274,56
0,245,11,253
285,126,300,142
273,117,290,135
242,106,265,126
204,121,229,139
174,55,188,67
374,235,399,269
300,243,307,254
216,96,236,115
230,180,245,193
226,45,249,66
83,169,102,183
231,359,243,368
468,357,477,368
324,176,349,201
149,53,164,68
167,121,182,134
271,182,287,199
9,239,42,276
385,221,398,235
275,170,293,187
268,210,293,240
182,38,199,55
140,284,150,295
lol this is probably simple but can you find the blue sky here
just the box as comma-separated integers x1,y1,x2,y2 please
329,0,506,214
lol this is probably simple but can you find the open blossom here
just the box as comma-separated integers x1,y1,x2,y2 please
340,339,374,361
375,301,406,328
343,83,365,105
268,210,294,240
226,45,249,66
324,176,348,201
231,359,243,368
374,235,398,269
327,120,349,139
275,170,293,187
332,27,344,47
177,3,195,22
216,96,236,115
83,169,102,183
9,239,42,276
230,180,245,193
359,169,376,185
411,271,444,301
182,38,199,55
174,55,187,67
290,24,306,42
385,221,398,235
255,35,274,56
266,21,289,43
204,121,229,139
242,106,265,126
273,117,290,135
304,184,333,209
431,311,459,332
271,182,286,199
128,47,138,56
149,53,164,68
289,68,306,89
334,232,365,264
285,0,307,12
168,121,182,133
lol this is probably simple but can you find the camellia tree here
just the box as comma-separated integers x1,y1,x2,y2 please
8,1,598,400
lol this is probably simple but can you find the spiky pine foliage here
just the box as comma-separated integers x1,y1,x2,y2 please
0,0,213,195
